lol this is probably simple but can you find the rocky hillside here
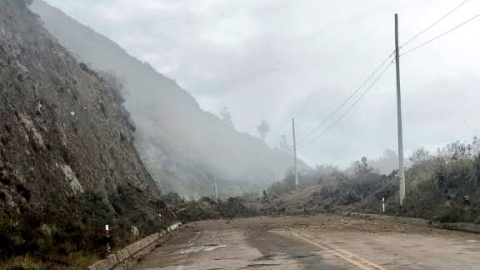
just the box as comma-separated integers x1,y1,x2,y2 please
30,0,306,197
0,1,166,263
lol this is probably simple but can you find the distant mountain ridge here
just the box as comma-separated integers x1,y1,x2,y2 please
31,0,306,197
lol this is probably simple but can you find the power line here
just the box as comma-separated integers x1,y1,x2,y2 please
402,14,480,56
296,1,473,146
297,52,395,145
297,3,477,149
300,61,393,147
401,0,471,48
299,61,394,148
463,116,479,137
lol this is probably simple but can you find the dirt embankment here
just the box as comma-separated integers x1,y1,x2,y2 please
0,0,167,267
0,0,158,213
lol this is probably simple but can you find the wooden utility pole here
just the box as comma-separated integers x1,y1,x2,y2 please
292,118,299,187
395,14,406,206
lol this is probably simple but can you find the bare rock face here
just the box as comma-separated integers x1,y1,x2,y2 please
0,0,159,218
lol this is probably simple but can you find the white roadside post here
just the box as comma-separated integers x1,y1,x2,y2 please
105,224,111,253
382,197,386,214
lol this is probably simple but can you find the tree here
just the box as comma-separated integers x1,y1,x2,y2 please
257,120,270,141
472,137,480,155
220,106,234,128
354,157,373,178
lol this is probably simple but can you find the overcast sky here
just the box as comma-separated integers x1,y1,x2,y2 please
43,0,480,167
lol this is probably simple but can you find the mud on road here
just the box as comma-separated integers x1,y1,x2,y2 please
133,215,480,270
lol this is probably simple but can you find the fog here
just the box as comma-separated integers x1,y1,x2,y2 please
32,0,311,197
31,0,480,194
35,0,480,170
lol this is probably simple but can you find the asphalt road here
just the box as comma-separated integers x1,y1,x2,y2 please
132,215,480,270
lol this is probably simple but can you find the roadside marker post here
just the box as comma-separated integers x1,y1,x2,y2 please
105,224,111,253
382,197,386,214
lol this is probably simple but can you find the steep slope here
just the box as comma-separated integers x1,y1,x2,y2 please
0,0,165,261
30,0,305,197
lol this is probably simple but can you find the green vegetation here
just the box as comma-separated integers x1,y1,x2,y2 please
0,190,171,270
402,140,480,223
268,138,480,223
0,188,260,269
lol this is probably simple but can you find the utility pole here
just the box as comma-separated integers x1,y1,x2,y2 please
214,174,219,202
395,14,406,207
292,118,299,187
259,178,264,198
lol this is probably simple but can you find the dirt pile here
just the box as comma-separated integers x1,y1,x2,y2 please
164,195,260,223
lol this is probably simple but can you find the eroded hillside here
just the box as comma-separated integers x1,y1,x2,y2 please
0,0,167,264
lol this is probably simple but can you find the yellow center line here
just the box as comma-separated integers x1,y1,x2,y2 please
302,233,388,270
286,231,389,270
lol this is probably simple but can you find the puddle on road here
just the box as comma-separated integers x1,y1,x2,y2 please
178,244,227,254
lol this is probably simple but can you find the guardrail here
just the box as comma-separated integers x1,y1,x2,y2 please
88,222,181,270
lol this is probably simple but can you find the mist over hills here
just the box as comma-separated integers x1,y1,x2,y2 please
30,0,308,197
